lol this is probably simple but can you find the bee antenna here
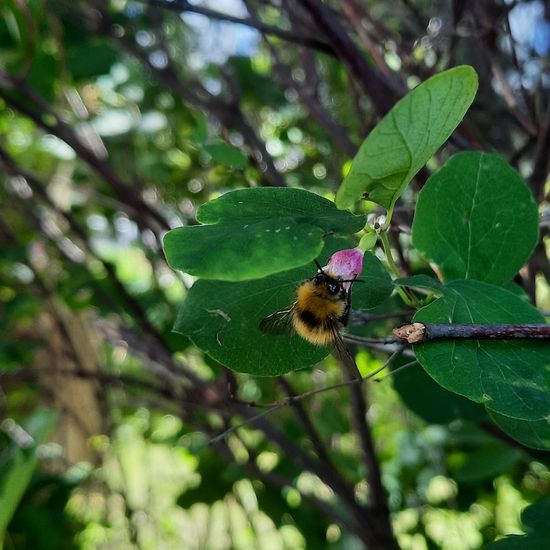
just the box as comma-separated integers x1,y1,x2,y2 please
314,259,325,273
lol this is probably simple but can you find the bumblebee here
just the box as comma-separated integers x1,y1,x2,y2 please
259,261,358,353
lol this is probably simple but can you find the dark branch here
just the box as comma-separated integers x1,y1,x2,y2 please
394,323,550,344
136,0,336,55
338,352,400,549
0,80,169,234
296,0,397,115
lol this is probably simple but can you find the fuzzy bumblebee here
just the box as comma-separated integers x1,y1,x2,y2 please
260,248,363,350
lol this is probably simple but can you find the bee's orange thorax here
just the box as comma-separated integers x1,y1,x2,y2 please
296,283,344,318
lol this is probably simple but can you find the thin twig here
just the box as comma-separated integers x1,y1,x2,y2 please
350,310,413,325
374,360,418,382
277,377,336,466
208,349,403,445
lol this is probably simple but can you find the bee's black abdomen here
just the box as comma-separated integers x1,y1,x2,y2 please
297,309,320,329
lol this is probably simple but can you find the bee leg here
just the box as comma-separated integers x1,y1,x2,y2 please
340,276,357,327
341,302,351,326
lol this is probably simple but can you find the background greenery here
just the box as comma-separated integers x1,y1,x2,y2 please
0,0,549,549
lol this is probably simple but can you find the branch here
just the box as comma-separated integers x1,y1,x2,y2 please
296,0,396,115
337,348,400,549
6,367,180,406
0,79,169,234
208,350,403,445
340,0,392,79
0,146,206,386
342,333,417,358
251,9,358,157
337,353,390,504
91,5,286,187
393,323,550,344
277,377,336,466
137,0,336,55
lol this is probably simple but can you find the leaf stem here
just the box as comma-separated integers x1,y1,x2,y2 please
379,230,422,308
383,203,395,229
379,229,400,277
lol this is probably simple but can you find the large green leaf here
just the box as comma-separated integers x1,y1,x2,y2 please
413,280,550,421
165,219,325,282
196,188,364,232
0,409,57,542
173,239,392,375
488,411,550,451
164,188,365,281
412,152,539,284
391,359,485,424
487,497,550,549
336,66,478,211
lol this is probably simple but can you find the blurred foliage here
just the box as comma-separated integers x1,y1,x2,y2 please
0,0,549,549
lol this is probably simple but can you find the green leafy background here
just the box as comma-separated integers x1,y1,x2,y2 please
1,1,549,547
487,498,550,548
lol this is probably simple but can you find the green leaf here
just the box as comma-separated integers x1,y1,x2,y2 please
336,66,478,211
203,143,248,169
173,239,392,375
487,411,550,451
392,359,485,424
413,280,550,421
487,497,550,549
412,152,539,284
25,51,59,104
67,41,117,79
165,219,325,282
196,188,364,233
451,445,522,484
190,111,208,144
520,498,550,533
164,188,366,281
0,409,57,541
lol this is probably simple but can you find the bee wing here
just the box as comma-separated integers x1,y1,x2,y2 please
327,317,357,370
259,304,296,335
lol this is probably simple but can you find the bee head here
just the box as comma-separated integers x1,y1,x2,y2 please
327,281,340,295
311,273,343,298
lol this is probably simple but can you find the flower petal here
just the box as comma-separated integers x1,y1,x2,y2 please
324,248,364,288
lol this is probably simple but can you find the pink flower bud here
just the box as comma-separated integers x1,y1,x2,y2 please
323,248,364,289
